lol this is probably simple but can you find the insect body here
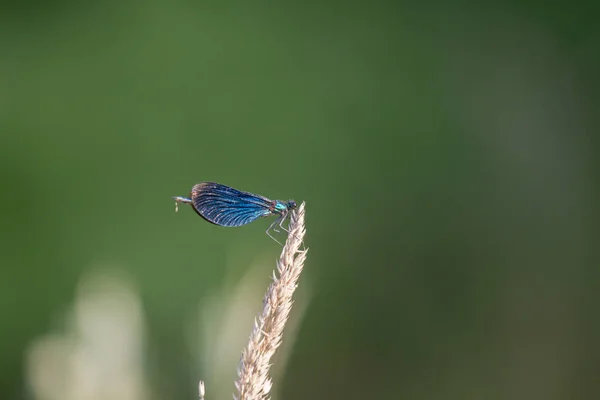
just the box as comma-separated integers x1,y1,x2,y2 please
173,182,296,243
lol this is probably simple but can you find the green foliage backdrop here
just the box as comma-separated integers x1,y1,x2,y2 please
1,1,598,399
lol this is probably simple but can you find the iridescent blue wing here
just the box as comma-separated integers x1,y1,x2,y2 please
190,182,275,227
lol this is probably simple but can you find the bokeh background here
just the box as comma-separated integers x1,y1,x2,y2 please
1,1,598,399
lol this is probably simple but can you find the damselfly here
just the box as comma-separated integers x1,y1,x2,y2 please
172,182,297,244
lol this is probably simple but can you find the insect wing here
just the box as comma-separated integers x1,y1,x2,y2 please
191,182,273,227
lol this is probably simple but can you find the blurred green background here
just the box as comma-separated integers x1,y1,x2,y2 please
1,1,598,399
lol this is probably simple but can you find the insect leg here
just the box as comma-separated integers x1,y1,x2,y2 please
267,230,283,246
278,212,290,233
271,214,283,233
266,217,283,245
279,211,304,244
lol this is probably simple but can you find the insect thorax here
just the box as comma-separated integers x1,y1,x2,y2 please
273,201,288,213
